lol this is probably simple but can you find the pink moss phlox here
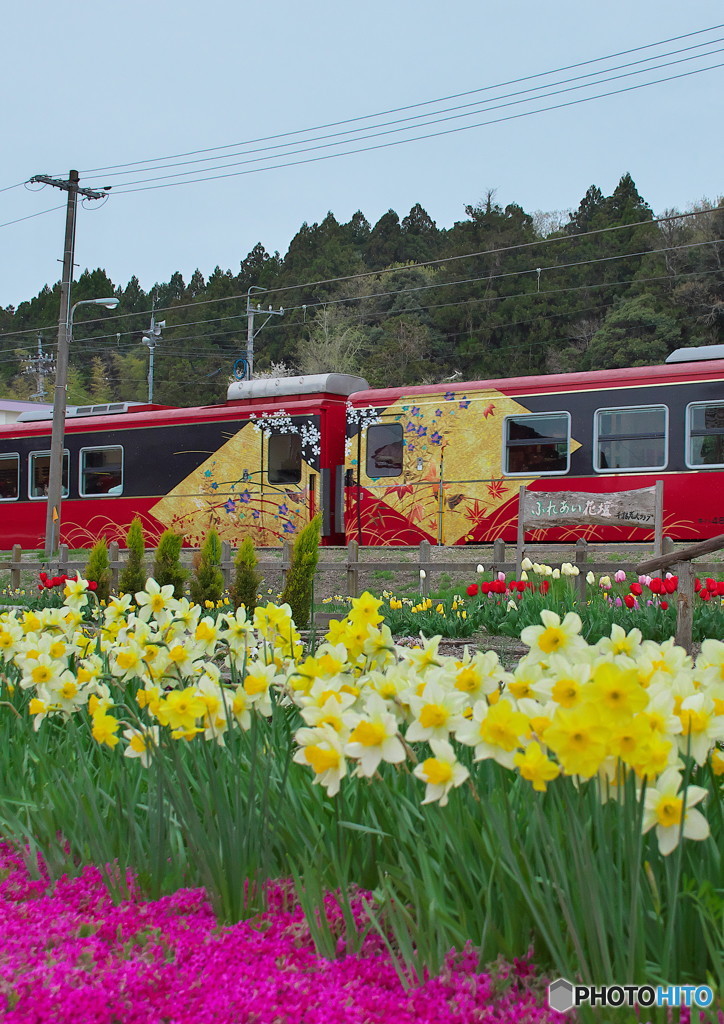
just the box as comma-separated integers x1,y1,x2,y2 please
0,844,556,1023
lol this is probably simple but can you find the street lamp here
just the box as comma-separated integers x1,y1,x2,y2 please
44,297,120,557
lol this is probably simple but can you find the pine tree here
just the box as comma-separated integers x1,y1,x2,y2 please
279,515,321,628
119,517,147,596
189,528,225,606
230,537,261,614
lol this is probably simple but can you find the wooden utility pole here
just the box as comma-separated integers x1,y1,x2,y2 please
29,171,108,556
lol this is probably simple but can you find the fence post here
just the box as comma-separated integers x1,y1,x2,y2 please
58,544,69,577
492,538,506,575
674,560,694,653
515,486,527,580
663,535,675,555
419,539,431,598
346,539,359,599
574,538,588,602
654,479,664,557
281,541,293,589
109,541,120,595
221,541,232,588
10,544,21,593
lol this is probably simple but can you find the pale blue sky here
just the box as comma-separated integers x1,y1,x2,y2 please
1,0,722,309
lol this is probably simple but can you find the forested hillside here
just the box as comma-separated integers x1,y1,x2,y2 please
1,174,722,407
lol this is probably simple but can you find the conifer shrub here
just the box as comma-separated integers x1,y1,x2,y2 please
189,528,225,607
84,538,111,603
230,536,262,615
279,514,321,628
118,517,147,596
152,530,187,598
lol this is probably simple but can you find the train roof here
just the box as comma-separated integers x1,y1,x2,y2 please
348,355,724,405
226,372,368,401
0,373,369,438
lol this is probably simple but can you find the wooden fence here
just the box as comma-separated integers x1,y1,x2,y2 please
2,536,723,598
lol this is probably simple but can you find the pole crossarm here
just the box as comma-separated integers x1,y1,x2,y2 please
29,174,108,201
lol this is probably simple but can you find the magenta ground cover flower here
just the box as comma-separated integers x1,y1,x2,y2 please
0,844,555,1024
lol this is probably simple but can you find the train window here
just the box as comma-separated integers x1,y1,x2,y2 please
503,413,570,475
686,402,724,467
594,405,667,472
268,433,302,484
80,446,124,496
29,451,69,499
0,454,19,501
366,423,403,477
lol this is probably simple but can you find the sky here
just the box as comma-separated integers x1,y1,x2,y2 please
1,0,723,311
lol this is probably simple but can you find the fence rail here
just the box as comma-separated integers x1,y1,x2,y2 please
1,537,723,598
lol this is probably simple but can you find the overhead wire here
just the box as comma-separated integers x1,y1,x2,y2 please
99,60,724,195
75,23,724,176
74,38,724,184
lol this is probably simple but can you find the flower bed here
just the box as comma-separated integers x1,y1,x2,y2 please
0,576,722,1015
377,562,724,642
0,843,553,1023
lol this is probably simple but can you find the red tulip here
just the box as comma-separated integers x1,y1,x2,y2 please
630,582,643,596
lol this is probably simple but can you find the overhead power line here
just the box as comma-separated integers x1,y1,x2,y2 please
71,38,724,184
98,60,724,195
75,23,724,176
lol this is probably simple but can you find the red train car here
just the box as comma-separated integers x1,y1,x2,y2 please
1,350,722,550
343,348,724,546
0,374,367,549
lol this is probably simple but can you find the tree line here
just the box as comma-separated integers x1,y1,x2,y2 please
1,174,722,407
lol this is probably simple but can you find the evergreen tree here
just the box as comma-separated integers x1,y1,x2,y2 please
230,536,262,614
119,517,147,596
152,530,187,598
85,538,111,602
189,528,225,606
279,515,321,628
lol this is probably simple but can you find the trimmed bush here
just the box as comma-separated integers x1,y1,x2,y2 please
279,515,321,628
152,530,187,598
84,538,111,602
118,518,147,596
189,528,225,607
230,536,262,615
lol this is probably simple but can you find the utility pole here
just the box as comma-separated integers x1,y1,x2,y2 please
246,286,284,379
142,301,165,402
29,171,109,557
25,335,55,400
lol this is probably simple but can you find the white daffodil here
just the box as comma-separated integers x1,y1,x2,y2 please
123,725,160,768
413,739,469,806
345,693,405,777
642,767,710,855
135,579,177,626
293,724,347,796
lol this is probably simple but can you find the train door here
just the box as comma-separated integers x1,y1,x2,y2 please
260,426,317,545
347,412,446,545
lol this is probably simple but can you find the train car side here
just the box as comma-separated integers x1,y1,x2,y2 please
0,374,366,549
343,358,724,545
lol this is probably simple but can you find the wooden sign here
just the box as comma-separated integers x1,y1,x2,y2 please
520,486,658,529
516,481,664,577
